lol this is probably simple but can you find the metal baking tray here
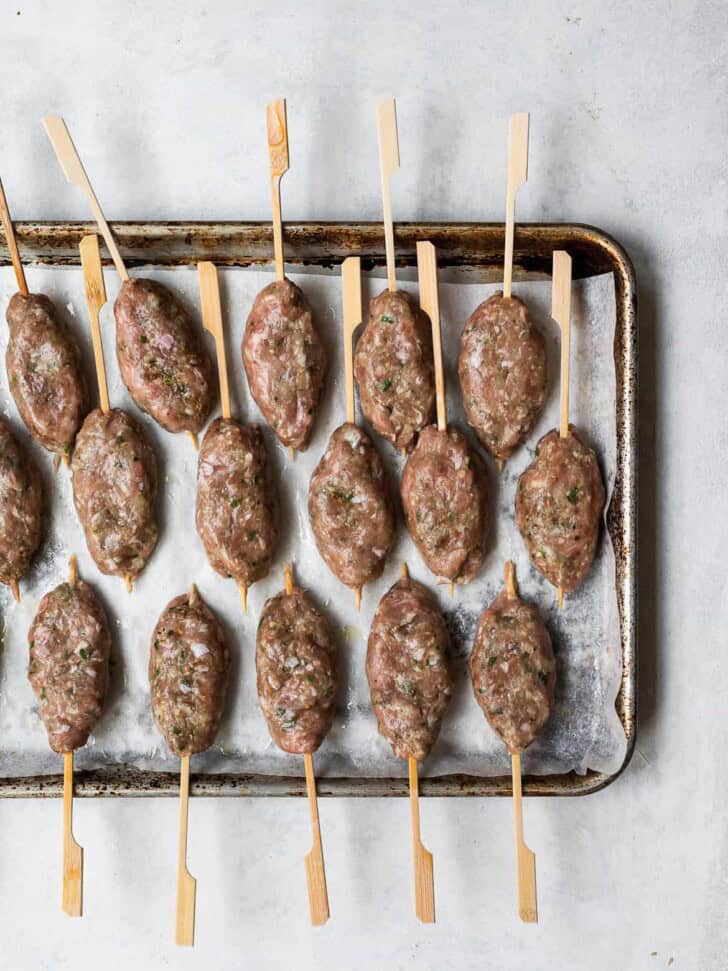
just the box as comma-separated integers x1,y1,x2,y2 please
0,221,637,798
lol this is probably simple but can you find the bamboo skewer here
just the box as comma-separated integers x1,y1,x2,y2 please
342,256,364,610
551,250,573,610
0,178,29,295
80,235,134,593
400,562,435,922
62,553,83,917
175,582,199,946
283,563,329,924
9,578,20,603
265,100,295,461
416,241,454,598
503,560,538,922
503,113,529,300
176,752,196,946
80,236,110,413
377,99,400,293
198,260,248,612
43,116,129,282
267,99,288,283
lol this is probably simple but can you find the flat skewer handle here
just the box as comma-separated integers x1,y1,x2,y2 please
303,752,330,925
43,115,129,282
267,99,289,282
409,756,435,923
377,99,400,292
79,234,110,414
503,113,529,299
62,751,83,917
416,241,446,431
512,751,537,923
176,754,196,946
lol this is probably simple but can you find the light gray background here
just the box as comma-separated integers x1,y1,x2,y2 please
0,1,724,968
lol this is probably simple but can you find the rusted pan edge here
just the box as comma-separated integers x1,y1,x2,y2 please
2,221,623,277
0,766,617,798
0,221,637,798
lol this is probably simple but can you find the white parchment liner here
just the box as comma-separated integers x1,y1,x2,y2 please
0,263,626,779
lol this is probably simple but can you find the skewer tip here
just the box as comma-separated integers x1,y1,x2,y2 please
284,564,294,595
496,457,505,473
238,583,248,614
188,583,199,606
124,574,133,593
9,578,20,602
289,446,296,462
449,582,455,599
187,431,199,450
354,586,362,611
557,586,565,609
504,561,517,598
68,554,78,586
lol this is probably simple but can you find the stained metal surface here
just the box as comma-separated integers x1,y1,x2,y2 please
0,221,637,798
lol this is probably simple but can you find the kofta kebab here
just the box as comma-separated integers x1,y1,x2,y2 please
0,103,611,936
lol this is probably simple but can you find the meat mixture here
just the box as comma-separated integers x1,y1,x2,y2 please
0,417,43,585
28,578,110,753
71,408,158,580
196,418,277,586
516,426,606,593
354,289,435,451
242,279,326,450
114,278,214,434
308,422,395,588
470,580,555,753
149,589,230,757
256,586,337,754
401,425,487,583
366,576,452,761
6,293,87,456
458,293,547,463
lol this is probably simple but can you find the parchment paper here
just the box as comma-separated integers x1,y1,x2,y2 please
0,262,626,779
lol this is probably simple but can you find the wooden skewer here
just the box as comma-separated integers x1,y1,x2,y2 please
62,554,83,917
198,261,248,613
9,578,20,602
303,751,329,926
342,256,364,611
512,751,537,923
80,235,135,593
503,559,538,922
283,563,329,924
417,242,446,433
43,116,129,282
198,262,231,419
552,250,573,609
503,113,529,300
416,241,454,600
266,99,289,283
80,235,109,413
175,582,199,946
266,101,295,461
0,178,29,295
342,256,361,426
175,753,196,946
400,562,435,922
377,99,400,293
409,753,435,923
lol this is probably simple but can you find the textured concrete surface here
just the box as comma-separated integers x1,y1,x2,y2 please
0,1,725,968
